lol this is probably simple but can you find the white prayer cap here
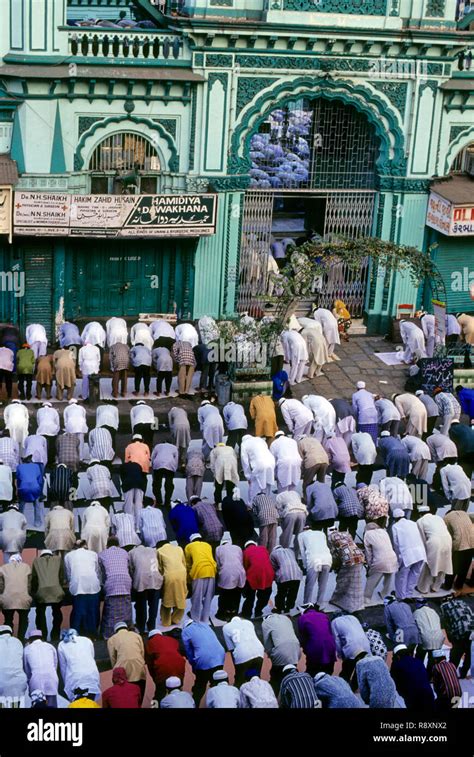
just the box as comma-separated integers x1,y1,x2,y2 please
11,399,21,403
0,625,12,635
232,487,241,500
132,434,143,441
415,390,424,396
380,430,390,437
42,401,52,407
283,664,297,673
189,533,202,542
148,629,162,639
201,400,210,406
314,672,326,683
392,508,405,519
9,553,22,563
165,677,182,690
297,603,314,614
30,689,47,704
68,398,78,404
89,458,100,464
212,670,228,682
136,400,146,405
356,381,366,389
40,549,53,557
184,619,194,627
418,505,430,513
431,649,445,658
393,644,408,655
278,398,286,405
113,621,128,633
274,430,285,438
27,629,43,640
244,540,257,548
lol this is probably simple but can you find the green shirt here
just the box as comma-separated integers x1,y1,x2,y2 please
16,348,35,374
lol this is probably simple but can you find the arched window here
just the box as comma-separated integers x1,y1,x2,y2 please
249,98,380,191
450,141,474,174
88,132,161,172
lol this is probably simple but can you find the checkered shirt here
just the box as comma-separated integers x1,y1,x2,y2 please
98,546,132,597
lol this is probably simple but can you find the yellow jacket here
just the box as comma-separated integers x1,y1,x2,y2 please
68,698,101,708
185,541,217,580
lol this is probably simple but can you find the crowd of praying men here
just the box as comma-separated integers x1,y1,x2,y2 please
0,312,472,709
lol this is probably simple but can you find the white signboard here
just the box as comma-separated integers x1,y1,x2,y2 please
426,192,474,237
432,299,446,343
0,187,12,242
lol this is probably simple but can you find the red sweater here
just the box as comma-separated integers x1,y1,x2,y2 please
101,681,141,709
243,545,275,590
145,635,186,684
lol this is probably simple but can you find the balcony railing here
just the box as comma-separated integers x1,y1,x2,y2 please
68,30,184,60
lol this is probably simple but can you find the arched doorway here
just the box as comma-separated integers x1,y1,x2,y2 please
238,97,381,316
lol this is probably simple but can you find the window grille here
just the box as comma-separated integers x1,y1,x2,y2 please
88,132,161,172
450,142,474,174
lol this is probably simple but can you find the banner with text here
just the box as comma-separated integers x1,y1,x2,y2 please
13,192,218,238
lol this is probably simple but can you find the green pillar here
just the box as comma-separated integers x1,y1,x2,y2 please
52,241,66,340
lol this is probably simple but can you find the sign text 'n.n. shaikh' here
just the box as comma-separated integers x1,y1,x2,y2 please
13,192,218,238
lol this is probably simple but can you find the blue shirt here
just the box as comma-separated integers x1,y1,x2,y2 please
169,503,199,544
182,622,226,671
16,462,44,501
129,345,152,367
59,322,81,347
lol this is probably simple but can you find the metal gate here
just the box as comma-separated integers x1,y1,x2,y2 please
237,190,274,313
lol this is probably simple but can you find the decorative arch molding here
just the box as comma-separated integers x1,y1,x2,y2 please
228,77,407,178
443,127,474,174
74,116,179,172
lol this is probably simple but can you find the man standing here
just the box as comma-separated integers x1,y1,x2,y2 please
444,505,474,590
109,341,130,399
64,541,101,639
416,511,453,594
16,456,45,530
298,526,332,606
270,545,302,614
168,407,191,469
173,340,196,398
185,533,217,623
130,343,152,397
276,490,307,555
130,401,155,452
98,537,133,639
128,543,163,634
156,540,187,627
181,619,226,706
351,431,377,486
209,443,239,506
391,509,427,599
31,549,65,641
352,382,378,443
297,434,329,498
241,435,275,500
415,390,439,436
151,441,178,508
241,540,275,619
78,342,100,401
251,491,279,553
249,394,278,442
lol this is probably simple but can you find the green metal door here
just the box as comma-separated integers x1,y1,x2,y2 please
433,236,474,312
23,241,54,339
65,239,196,319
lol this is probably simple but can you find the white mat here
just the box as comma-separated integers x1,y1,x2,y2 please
373,351,405,366
99,373,202,400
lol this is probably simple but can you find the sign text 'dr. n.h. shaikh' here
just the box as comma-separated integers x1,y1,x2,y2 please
13,192,217,238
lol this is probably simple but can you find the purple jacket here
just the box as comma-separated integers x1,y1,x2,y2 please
297,609,336,667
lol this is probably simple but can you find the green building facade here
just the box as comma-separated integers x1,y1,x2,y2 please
0,0,473,337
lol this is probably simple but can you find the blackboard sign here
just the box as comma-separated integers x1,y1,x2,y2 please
418,357,454,393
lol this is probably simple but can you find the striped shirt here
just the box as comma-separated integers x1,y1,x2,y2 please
172,341,196,367
110,513,140,549
139,506,167,547
87,463,113,500
251,493,278,527
89,427,114,462
48,465,72,502
98,546,132,596
0,438,20,472
109,343,130,372
333,485,364,518
434,392,461,419
431,660,462,702
279,671,320,709
270,546,302,583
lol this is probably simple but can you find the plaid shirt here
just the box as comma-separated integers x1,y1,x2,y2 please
109,343,130,372
191,500,224,543
328,530,365,568
441,598,474,641
0,438,20,472
89,427,114,462
110,513,140,549
98,546,132,596
270,546,302,583
251,493,279,527
434,392,461,419
87,463,112,500
172,341,196,367
56,433,81,471
139,506,167,548
333,485,364,519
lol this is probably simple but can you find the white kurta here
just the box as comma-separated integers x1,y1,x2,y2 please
175,323,199,348
57,636,101,701
0,635,27,697
302,395,336,438
24,640,58,696
81,322,106,348
131,404,155,429
394,394,427,437
417,514,453,576
36,406,60,436
64,405,88,434
130,323,154,350
241,436,275,491
0,508,27,553
281,330,309,363
25,324,47,352
312,308,340,348
78,344,101,375
106,317,128,347
198,405,224,448
209,445,239,485
4,404,29,448
269,436,302,489
391,518,427,567
150,320,176,341
400,321,427,363
96,404,119,431
280,399,314,436
223,402,248,431
301,327,329,368
198,316,219,346
81,503,110,554
379,477,413,511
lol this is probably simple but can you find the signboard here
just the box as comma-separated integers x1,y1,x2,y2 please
426,191,474,237
418,356,454,394
13,192,217,238
0,186,12,243
432,299,446,343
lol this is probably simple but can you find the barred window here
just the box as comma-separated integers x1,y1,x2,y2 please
88,132,161,172
450,142,474,174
